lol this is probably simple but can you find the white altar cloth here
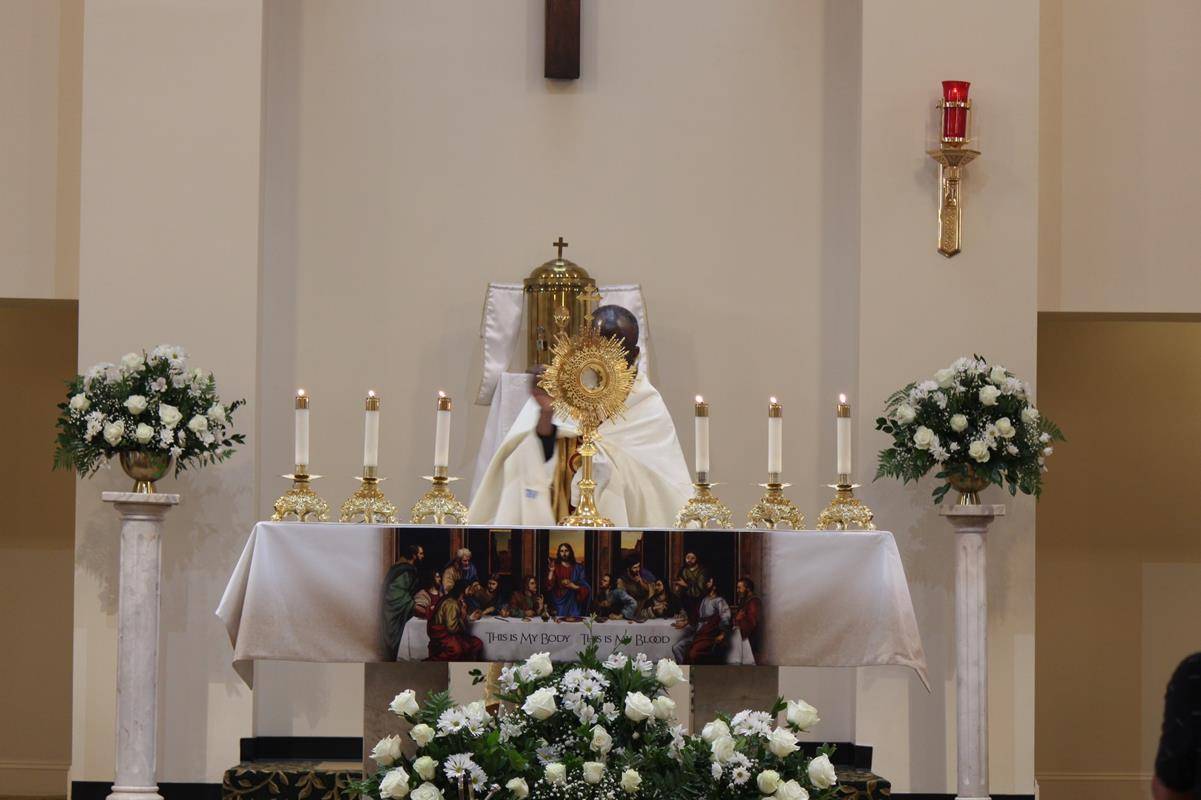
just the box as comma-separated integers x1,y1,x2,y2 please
396,615,754,665
217,523,929,689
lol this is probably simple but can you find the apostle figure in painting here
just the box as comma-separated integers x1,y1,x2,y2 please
673,551,709,625
505,575,546,619
734,576,762,649
617,557,654,615
382,544,424,657
545,542,590,618
639,578,671,621
470,306,691,527
594,573,638,620
468,574,503,618
427,579,484,661
413,568,442,621
673,574,732,664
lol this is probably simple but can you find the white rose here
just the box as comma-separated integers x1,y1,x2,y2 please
656,658,686,687
69,393,90,413
895,403,917,424
207,404,227,424
757,769,781,795
124,394,148,415
978,385,1001,406
187,414,208,434
370,735,402,767
994,417,1016,439
103,420,125,446
583,762,605,785
522,687,557,720
409,723,435,747
544,762,566,785
989,365,1008,385
950,413,969,433
505,778,529,800
701,719,730,743
412,755,436,781
624,691,654,722
409,782,441,800
121,352,145,372
135,423,155,444
776,779,809,800
968,440,991,463
590,724,613,754
379,767,411,799
807,754,838,789
786,699,820,731
1022,406,1040,425
524,651,553,679
912,426,936,451
652,696,676,720
934,367,956,388
620,768,642,794
159,404,182,429
710,734,736,763
389,689,420,718
767,727,800,759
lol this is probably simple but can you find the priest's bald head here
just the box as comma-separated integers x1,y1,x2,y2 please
592,305,639,367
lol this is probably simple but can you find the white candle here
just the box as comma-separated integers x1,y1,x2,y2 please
294,389,309,467
694,395,710,476
434,391,451,468
837,393,852,477
767,397,783,475
363,391,380,468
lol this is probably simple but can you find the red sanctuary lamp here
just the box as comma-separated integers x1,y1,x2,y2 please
927,80,980,257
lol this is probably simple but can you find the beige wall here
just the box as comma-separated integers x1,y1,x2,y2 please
71,0,262,784
856,2,1040,794
1040,0,1201,312
1036,315,1201,800
0,300,77,795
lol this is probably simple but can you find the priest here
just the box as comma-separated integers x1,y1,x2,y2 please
469,305,691,527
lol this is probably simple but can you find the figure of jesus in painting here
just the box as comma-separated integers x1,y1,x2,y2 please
545,542,590,618
426,579,484,661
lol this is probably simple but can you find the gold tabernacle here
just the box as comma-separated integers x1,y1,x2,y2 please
524,236,602,368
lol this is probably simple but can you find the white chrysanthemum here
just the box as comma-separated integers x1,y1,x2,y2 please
443,753,477,782
731,710,774,738
730,765,751,786
437,707,468,735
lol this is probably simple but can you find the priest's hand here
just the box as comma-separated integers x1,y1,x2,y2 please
531,365,555,436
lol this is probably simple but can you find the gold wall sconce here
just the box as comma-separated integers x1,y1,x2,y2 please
927,81,980,257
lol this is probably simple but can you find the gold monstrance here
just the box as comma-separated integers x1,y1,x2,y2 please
538,326,636,527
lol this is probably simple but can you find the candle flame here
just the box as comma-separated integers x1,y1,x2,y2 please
695,395,704,404
839,393,847,404
769,396,778,405
437,390,446,398
367,390,376,398
296,388,306,397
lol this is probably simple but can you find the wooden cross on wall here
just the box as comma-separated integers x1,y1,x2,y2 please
545,0,580,80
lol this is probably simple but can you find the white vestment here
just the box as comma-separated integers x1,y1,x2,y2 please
469,371,691,527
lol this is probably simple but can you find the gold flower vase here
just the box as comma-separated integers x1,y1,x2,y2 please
947,466,991,505
119,451,173,494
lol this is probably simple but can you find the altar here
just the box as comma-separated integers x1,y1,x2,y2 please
216,521,929,688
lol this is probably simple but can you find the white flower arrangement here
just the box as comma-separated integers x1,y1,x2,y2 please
54,344,245,478
875,355,1064,503
354,645,839,800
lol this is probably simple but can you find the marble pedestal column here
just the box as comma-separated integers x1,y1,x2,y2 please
940,504,1004,800
102,492,180,800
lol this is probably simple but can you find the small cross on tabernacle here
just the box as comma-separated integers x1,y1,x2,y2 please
553,237,569,259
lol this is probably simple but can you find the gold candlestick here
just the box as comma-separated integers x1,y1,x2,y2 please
410,465,468,525
747,472,805,530
271,465,330,522
675,472,733,529
559,430,612,527
816,474,876,531
340,465,398,523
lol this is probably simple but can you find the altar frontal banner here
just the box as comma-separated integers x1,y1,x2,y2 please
382,525,925,684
